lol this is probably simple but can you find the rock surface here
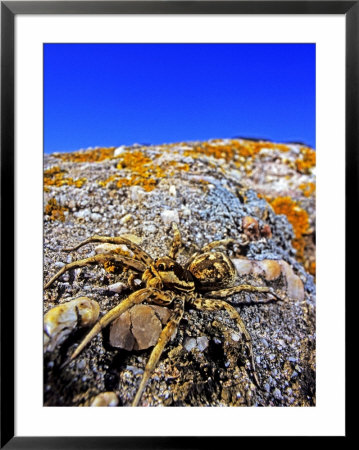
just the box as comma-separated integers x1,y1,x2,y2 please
44,138,316,407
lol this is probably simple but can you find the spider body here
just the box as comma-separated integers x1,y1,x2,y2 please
44,223,284,406
187,251,237,291
151,257,195,292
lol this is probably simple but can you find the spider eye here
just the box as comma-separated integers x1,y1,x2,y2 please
169,265,175,270
158,264,165,271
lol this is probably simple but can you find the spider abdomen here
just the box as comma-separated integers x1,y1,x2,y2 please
188,251,236,291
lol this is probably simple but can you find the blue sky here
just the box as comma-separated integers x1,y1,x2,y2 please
44,43,315,153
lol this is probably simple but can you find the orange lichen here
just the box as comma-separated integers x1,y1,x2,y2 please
307,260,316,277
183,139,289,163
103,261,116,273
163,161,190,176
299,182,316,198
45,198,68,222
57,147,116,163
98,174,118,188
295,147,316,174
44,166,86,191
99,150,186,192
103,247,133,273
268,196,310,261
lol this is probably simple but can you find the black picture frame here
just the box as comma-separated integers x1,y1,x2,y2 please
1,1,354,447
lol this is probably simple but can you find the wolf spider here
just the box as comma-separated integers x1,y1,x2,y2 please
44,223,284,406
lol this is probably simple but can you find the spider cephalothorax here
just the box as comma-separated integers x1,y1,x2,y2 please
151,257,195,292
44,222,284,406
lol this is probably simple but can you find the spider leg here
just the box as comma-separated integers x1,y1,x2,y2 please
44,254,146,289
201,238,235,253
204,285,283,302
63,235,153,266
168,222,182,259
128,271,143,290
188,297,260,387
132,296,185,406
63,287,174,367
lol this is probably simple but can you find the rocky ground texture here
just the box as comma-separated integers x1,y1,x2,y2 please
44,138,316,407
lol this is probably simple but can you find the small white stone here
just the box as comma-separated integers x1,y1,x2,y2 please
90,392,119,407
130,186,146,202
54,261,65,269
108,282,127,293
120,213,133,224
95,243,123,255
144,224,157,233
114,146,126,157
90,213,102,222
161,209,179,225
196,336,209,351
184,337,197,352
169,185,177,197
232,258,253,276
76,208,91,219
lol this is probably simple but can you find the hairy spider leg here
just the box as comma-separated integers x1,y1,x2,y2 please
204,285,284,302
128,271,143,290
132,296,185,406
168,222,182,260
44,254,146,289
188,297,260,387
201,238,235,253
62,287,175,367
63,235,153,266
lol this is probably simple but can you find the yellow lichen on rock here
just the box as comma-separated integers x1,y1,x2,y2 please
45,198,68,222
268,196,310,262
295,146,316,174
57,146,116,163
299,182,316,198
44,165,86,191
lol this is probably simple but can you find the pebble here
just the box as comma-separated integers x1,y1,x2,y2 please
90,392,119,407
253,260,282,281
143,224,157,233
279,260,305,301
77,360,86,370
161,209,179,225
273,388,283,400
109,305,171,351
197,336,209,351
242,216,260,240
54,261,65,269
114,146,126,156
230,332,240,342
130,186,146,202
76,208,91,219
44,297,100,352
184,337,197,352
108,282,127,293
95,243,123,255
126,365,144,376
91,213,102,222
169,185,177,197
232,258,253,276
120,213,133,224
